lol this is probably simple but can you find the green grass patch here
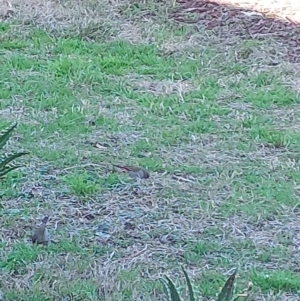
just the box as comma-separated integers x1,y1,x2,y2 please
1,3,300,300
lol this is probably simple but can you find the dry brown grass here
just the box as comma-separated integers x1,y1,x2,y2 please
1,0,300,300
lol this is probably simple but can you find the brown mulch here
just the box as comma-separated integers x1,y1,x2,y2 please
170,0,300,63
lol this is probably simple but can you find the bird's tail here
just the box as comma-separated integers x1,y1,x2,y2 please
112,164,127,170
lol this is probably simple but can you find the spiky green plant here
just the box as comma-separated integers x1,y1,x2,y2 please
160,267,252,301
0,123,28,179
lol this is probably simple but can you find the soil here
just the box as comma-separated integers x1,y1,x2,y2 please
171,0,300,63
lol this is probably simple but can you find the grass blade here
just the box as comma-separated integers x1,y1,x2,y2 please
217,268,238,301
181,266,195,301
0,123,17,149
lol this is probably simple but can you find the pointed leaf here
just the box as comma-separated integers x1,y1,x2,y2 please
0,152,29,169
181,267,195,301
160,278,171,300
0,165,23,178
0,161,22,172
217,268,238,301
165,275,182,301
0,123,17,149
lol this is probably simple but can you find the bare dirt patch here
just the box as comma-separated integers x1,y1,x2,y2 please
208,0,300,23
171,0,300,62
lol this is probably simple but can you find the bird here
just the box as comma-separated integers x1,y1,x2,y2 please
32,216,49,245
112,164,150,179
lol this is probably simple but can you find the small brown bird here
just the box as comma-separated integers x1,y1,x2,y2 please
112,164,150,179
32,216,49,245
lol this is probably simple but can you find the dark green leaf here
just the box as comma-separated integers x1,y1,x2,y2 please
181,266,195,301
0,165,23,178
0,152,29,170
165,275,182,301
217,268,238,301
0,123,17,150
160,278,171,300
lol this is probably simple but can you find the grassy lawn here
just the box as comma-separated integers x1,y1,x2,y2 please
1,0,300,300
